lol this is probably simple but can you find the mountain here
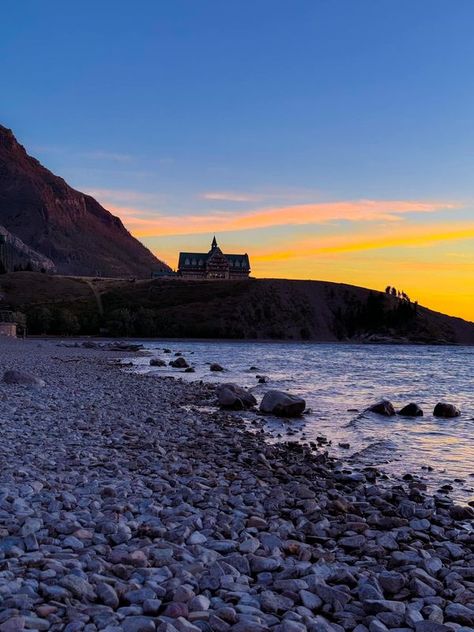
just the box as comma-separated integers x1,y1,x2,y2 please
2,273,474,344
0,125,170,277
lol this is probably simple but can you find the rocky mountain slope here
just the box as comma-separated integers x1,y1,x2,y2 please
0,125,169,277
2,273,474,343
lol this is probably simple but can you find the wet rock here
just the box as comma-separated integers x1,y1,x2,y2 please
210,363,224,372
259,390,306,417
366,400,396,416
150,358,166,367
169,357,190,368
217,383,257,410
433,402,461,417
398,403,423,417
449,504,474,520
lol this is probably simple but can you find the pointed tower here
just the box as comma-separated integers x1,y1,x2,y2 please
211,235,218,250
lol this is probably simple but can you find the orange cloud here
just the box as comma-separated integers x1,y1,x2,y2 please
252,223,474,262
109,198,456,237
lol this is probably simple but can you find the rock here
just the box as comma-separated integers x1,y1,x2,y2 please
184,367,195,373
143,599,162,615
0,618,25,632
97,582,119,608
150,358,166,367
433,402,461,417
366,400,396,416
170,357,189,368
450,504,474,520
339,535,365,549
300,589,323,610
60,574,95,600
398,403,423,417
415,624,452,632
3,370,45,387
378,571,405,595
121,617,156,632
444,603,474,626
217,383,257,410
164,603,189,618
210,363,224,372
259,390,306,417
189,595,210,611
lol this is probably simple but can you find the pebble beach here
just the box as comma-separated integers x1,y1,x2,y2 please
0,338,473,632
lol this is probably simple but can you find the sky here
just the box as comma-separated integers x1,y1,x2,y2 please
1,0,474,320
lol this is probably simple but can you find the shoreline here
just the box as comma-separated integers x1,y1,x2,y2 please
0,337,472,631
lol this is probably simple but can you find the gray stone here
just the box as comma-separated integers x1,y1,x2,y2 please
259,390,306,417
97,582,119,609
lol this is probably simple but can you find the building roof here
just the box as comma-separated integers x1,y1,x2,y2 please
178,252,250,270
178,236,250,270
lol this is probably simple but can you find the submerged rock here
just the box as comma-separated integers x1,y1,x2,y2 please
367,400,396,416
398,402,424,417
433,402,461,417
259,390,306,417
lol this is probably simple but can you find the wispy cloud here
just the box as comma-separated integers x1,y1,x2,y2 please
119,198,456,237
201,191,267,202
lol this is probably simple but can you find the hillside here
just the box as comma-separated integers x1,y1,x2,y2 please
0,125,169,277
2,272,473,344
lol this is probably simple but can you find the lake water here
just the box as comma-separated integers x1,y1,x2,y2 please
128,341,474,503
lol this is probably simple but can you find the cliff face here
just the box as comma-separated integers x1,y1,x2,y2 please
0,125,169,277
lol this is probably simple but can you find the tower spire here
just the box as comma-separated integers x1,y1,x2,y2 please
211,235,218,249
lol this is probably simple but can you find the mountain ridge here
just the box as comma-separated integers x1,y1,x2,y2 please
0,125,169,277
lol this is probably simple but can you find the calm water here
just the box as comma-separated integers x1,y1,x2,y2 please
129,341,474,502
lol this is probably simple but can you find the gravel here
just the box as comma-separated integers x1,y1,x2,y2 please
0,337,472,632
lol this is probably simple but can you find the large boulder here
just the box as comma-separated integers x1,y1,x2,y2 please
433,402,461,418
169,357,189,369
150,358,166,367
366,400,396,416
3,370,45,387
259,390,306,417
217,383,257,410
398,403,423,417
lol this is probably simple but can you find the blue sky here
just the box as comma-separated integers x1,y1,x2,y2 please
1,1,474,317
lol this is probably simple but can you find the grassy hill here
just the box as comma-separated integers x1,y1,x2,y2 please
2,272,474,344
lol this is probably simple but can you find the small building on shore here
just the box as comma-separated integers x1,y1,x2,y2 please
0,311,17,337
178,236,251,280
